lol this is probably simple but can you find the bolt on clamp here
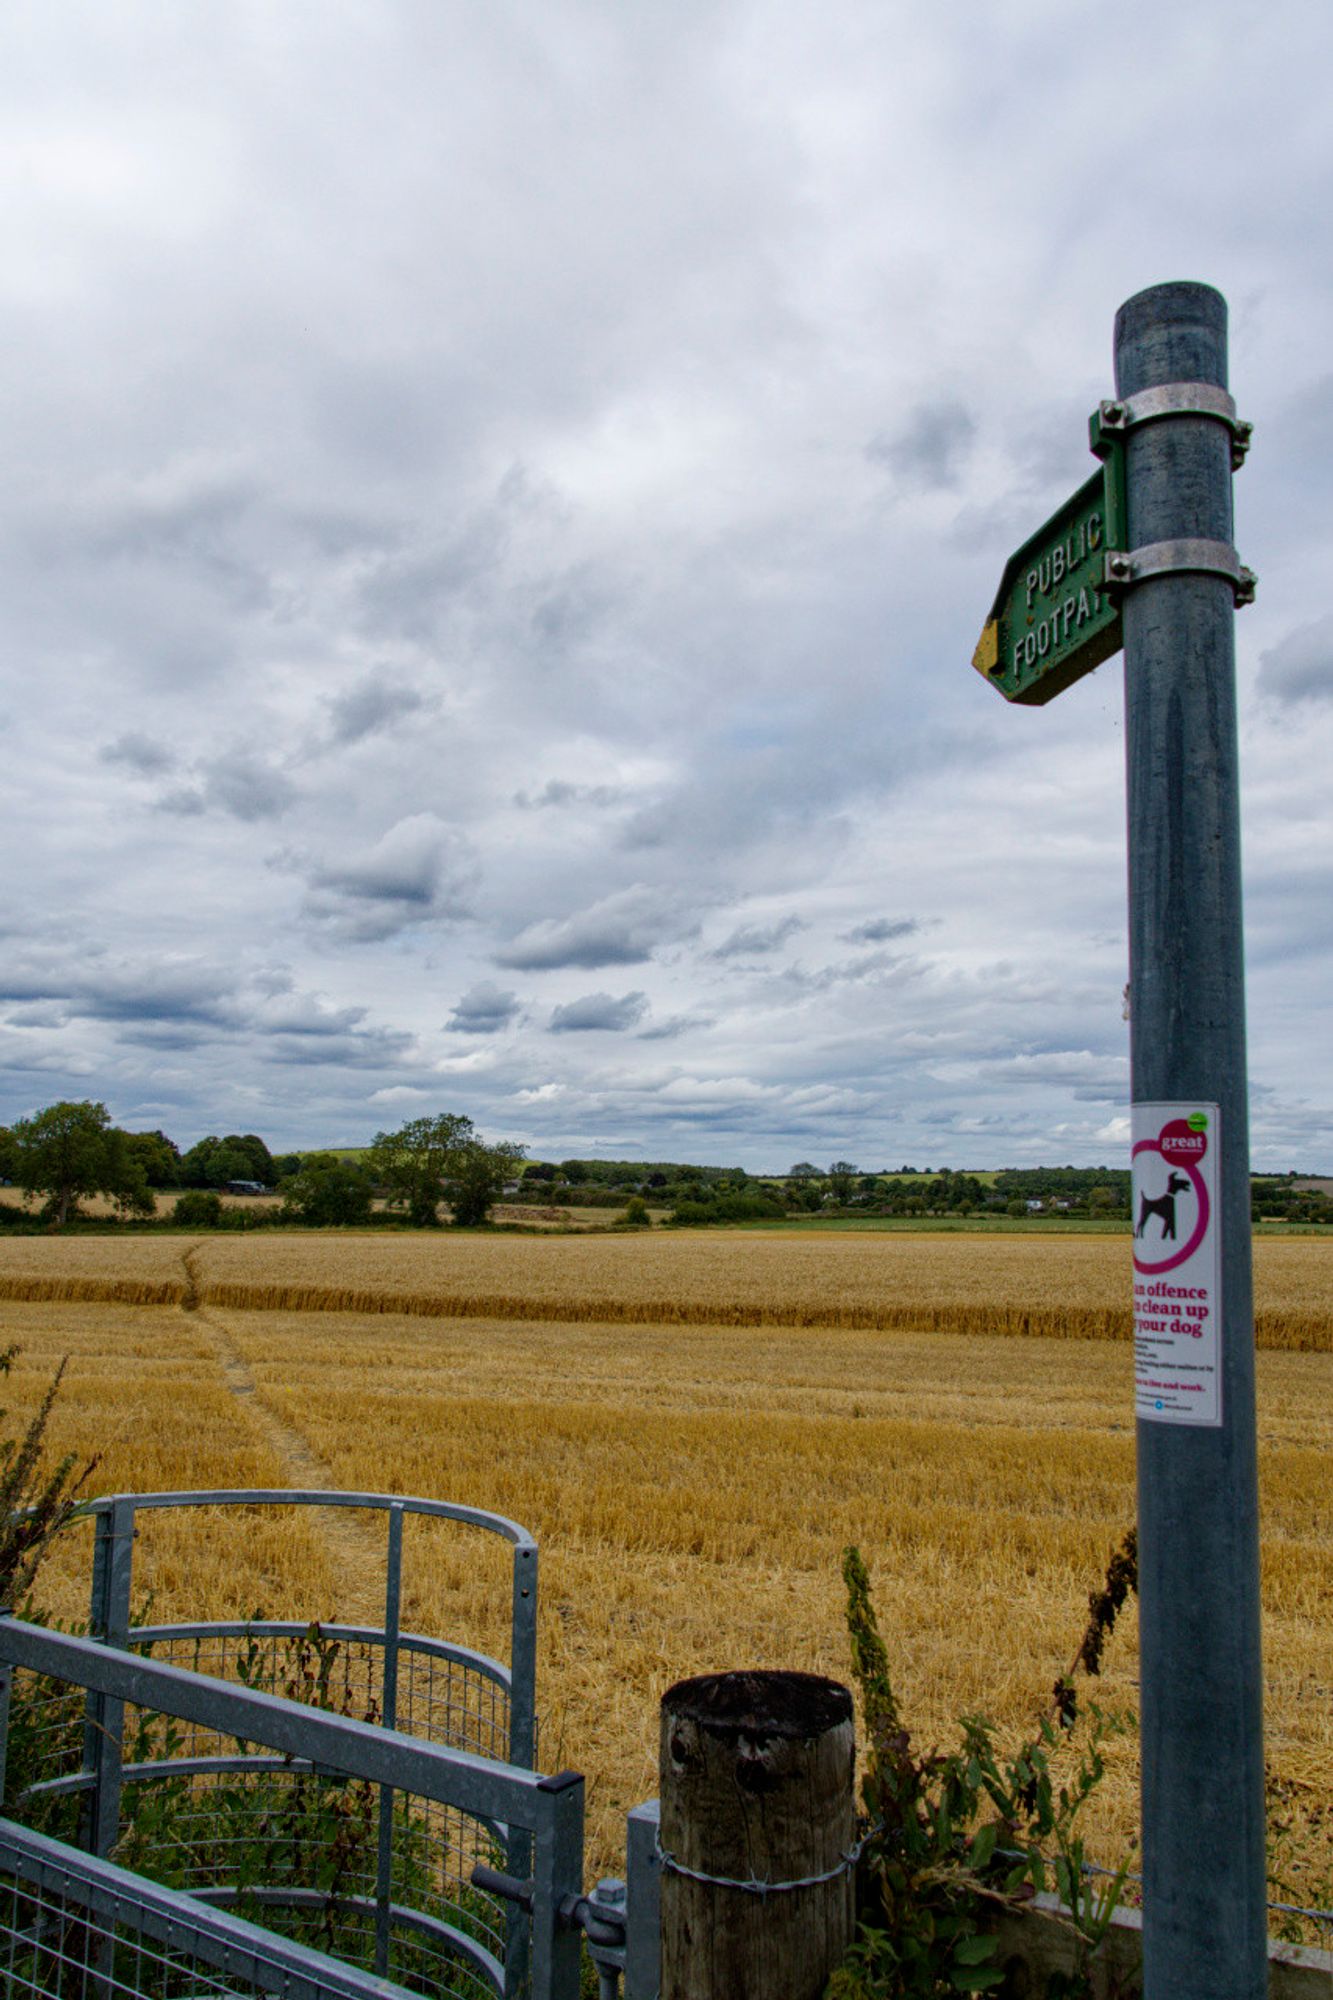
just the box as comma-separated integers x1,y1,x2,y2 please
1089,380,1253,470
1101,538,1257,607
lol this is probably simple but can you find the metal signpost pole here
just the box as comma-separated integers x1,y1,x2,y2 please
973,279,1265,1993
1115,282,1266,1998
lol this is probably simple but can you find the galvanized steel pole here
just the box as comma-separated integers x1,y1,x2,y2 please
1116,282,1266,1999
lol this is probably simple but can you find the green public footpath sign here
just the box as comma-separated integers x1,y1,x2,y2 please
973,435,1126,705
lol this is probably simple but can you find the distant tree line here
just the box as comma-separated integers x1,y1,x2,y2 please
1250,1175,1333,1224
4,1105,1328,1230
0,1104,523,1230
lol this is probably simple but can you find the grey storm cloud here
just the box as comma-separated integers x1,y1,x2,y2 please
496,888,688,971
264,1025,415,1069
0,953,240,1028
82,472,262,574
303,815,477,943
200,751,299,822
0,955,404,1061
778,950,922,995
513,779,626,810
1243,864,1333,969
114,1023,210,1050
100,732,176,777
549,990,648,1033
446,982,522,1034
156,787,207,817
841,918,920,945
710,916,804,959
3,1003,71,1029
638,1012,713,1040
1256,616,1333,706
353,512,508,649
326,673,426,747
617,688,940,866
867,399,977,490
258,998,369,1037
157,751,297,822
993,1049,1129,1096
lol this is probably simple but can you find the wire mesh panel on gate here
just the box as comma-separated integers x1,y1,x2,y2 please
0,1820,432,2000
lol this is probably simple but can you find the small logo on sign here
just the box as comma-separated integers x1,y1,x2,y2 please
1158,1118,1207,1162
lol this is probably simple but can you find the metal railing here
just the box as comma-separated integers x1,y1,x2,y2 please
0,1489,560,1998
67,1489,535,1982
78,1489,537,1769
0,1617,585,2000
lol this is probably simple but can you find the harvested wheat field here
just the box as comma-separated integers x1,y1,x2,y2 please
1,1227,1330,1908
3,1224,1332,1347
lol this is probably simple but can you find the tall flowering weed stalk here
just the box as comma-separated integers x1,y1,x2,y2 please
0,1345,99,1607
827,1545,1136,2000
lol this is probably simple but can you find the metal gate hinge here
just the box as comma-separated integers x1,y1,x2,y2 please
1101,538,1257,607
1090,382,1253,469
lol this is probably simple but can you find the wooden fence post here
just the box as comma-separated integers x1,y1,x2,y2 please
659,1669,855,2000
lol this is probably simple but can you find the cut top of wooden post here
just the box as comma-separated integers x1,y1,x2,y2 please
663,1669,853,1743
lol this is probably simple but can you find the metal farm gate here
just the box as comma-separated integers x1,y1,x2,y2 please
0,1490,588,2000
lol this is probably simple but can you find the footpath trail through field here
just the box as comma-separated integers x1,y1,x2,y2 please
179,1241,386,1626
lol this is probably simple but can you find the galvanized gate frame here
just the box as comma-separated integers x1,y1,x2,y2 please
0,1615,584,2000
0,1487,671,1998
80,1488,537,1981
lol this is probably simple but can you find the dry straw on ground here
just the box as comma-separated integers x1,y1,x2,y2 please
1,1224,1329,1900
1,1228,1330,1347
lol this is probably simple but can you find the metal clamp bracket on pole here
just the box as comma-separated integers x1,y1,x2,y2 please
1090,381,1253,469
1101,538,1257,607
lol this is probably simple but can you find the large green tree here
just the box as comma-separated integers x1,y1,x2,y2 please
367,1113,472,1226
180,1133,274,1188
368,1114,523,1227
280,1155,374,1227
124,1129,182,1188
441,1136,526,1227
11,1101,154,1225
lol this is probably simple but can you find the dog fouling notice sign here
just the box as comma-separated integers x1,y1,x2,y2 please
1132,1103,1222,1426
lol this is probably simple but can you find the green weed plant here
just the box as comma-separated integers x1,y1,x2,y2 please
828,1545,1136,2000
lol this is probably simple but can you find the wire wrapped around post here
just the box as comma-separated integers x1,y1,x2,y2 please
658,1669,855,2000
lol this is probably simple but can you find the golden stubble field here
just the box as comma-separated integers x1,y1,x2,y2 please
1,1226,1330,1895
3,1224,1331,1345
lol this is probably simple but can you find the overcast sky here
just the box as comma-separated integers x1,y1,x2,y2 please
2,1,1331,1172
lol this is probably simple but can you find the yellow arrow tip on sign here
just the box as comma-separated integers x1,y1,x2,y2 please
972,620,999,678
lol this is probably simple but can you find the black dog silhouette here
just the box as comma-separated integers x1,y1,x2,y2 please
1135,1171,1191,1241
